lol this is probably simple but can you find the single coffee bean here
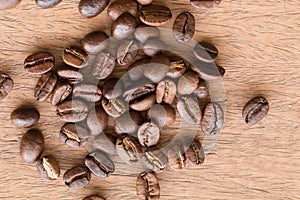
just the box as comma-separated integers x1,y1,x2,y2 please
242,96,269,126
78,0,108,18
137,122,160,147
134,25,160,44
185,139,205,166
56,99,89,122
116,134,142,164
111,13,137,40
123,82,156,102
35,0,62,8
167,55,187,79
177,96,201,124
20,129,44,164
73,84,102,102
144,54,170,83
190,0,221,9
173,12,195,43
63,166,91,189
24,52,55,75
140,5,172,27
127,57,151,81
102,98,127,118
191,62,225,80
87,106,108,136
34,71,57,101
60,122,90,147
177,71,199,95
156,79,176,104
143,37,166,57
167,144,186,170
194,42,218,63
90,133,117,156
143,148,168,172
117,40,139,66
114,111,143,134
102,78,124,99
82,31,109,54
57,66,84,84
0,73,13,100
50,82,72,106
136,0,153,5
92,52,116,80
136,172,160,200
147,104,176,128
107,0,138,20
62,46,88,68
83,195,106,200
36,155,60,180
11,107,40,128
201,102,224,135
85,150,115,178
0,0,21,10
193,78,209,99
130,93,156,111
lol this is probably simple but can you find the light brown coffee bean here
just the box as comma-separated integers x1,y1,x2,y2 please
201,102,224,135
111,13,137,40
193,78,209,99
92,52,116,80
36,155,60,180
116,134,142,164
190,0,221,9
107,0,138,20
50,82,72,106
63,166,91,189
167,144,186,170
177,71,199,95
156,79,176,104
0,0,21,10
117,40,138,66
177,96,201,124
143,148,168,173
136,172,160,200
0,73,14,101
57,66,84,84
167,55,187,79
73,84,102,102
60,123,90,147
137,122,160,147
130,93,156,111
185,139,205,166
34,71,57,101
24,52,55,75
140,5,172,27
123,82,156,102
102,98,128,118
136,0,153,5
35,0,62,8
56,99,89,122
173,12,195,43
62,46,88,68
147,104,176,128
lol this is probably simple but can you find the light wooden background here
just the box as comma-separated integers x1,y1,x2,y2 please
0,0,300,199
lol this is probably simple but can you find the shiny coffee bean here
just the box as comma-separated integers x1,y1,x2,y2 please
130,93,156,111
83,195,106,200
56,99,89,122
242,96,269,126
36,155,60,180
173,12,195,43
78,0,108,18
73,84,102,102
57,66,84,84
63,166,91,189
147,104,176,128
11,107,40,128
193,78,209,99
185,139,205,166
201,102,224,135
90,133,117,156
0,73,13,100
143,37,166,57
87,106,108,136
114,110,143,134
177,71,199,95
127,57,151,81
102,78,124,99
60,123,90,147
62,46,88,68
34,71,57,101
116,134,142,164
107,0,138,20
102,98,127,118
167,144,186,170
134,25,160,44
35,0,62,8
85,150,114,178
144,54,170,83
140,5,172,27
167,55,187,79
92,52,116,80
136,0,153,5
137,122,160,147
191,0,221,9
0,0,21,10
143,148,168,172
50,82,72,106
194,42,218,63
123,82,156,102
191,62,225,80
136,172,160,200
111,13,137,40
24,52,55,75
82,31,109,54
156,79,176,104
177,96,201,124
117,40,138,66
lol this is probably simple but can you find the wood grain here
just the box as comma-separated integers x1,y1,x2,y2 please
0,0,300,199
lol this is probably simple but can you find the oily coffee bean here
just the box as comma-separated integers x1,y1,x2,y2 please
107,0,138,20
140,5,172,27
35,0,62,8
130,93,156,111
0,73,13,100
201,102,224,135
86,106,108,136
90,133,117,156
193,78,209,99
143,38,166,57
36,155,60,180
177,71,199,95
73,84,102,102
78,0,108,18
123,82,156,102
63,166,91,189
191,0,221,9
82,31,109,54
83,195,106,200
167,55,187,79
34,71,57,101
191,62,225,80
144,54,170,83
117,40,139,66
62,46,88,68
194,41,218,63
11,107,40,128
242,96,269,126
177,96,201,124
167,144,186,170
92,52,115,80
85,150,115,178
114,110,143,134
50,82,72,106
136,0,153,5
111,13,137,40
116,134,142,164
143,148,168,172
20,129,44,164
57,66,84,84
173,12,195,43
136,172,160,200
60,123,90,147
56,99,89,122
156,79,176,104
24,52,55,75
137,122,160,147
127,57,151,81
147,104,176,128
102,78,124,99
185,139,205,166
134,25,160,44
0,0,21,10
101,98,127,118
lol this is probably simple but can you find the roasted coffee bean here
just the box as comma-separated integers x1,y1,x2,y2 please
34,71,57,101
60,123,90,147
117,40,139,66
87,106,108,136
36,155,60,180
50,82,72,106
167,144,186,170
123,82,156,102
136,0,153,5
114,111,143,134
102,78,124,99
144,54,170,83
35,0,62,8
177,71,199,95
90,133,117,156
116,134,142,164
63,166,91,189
20,129,44,164
194,78,209,99
107,0,138,20
56,99,89,122
147,104,176,128
57,68,83,84
191,62,225,80
11,107,40,128
0,73,13,100
194,42,218,63
102,98,127,118
111,13,137,40
191,0,221,9
201,102,224,135
127,57,151,81
156,79,176,104
185,139,205,166
83,195,106,200
140,5,172,27
92,52,115,80
242,96,269,126
78,0,108,18
143,38,166,57
134,25,160,44
138,122,160,147
85,150,115,178
0,0,21,10
173,12,195,43
82,31,109,54
73,84,102,102
143,148,168,172
167,55,187,79
177,96,201,124
24,52,55,75
136,172,160,200
130,93,156,111
62,46,88,68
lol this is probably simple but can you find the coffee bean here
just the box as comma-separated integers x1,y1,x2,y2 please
78,0,108,18
167,144,186,170
11,107,40,128
62,46,88,68
143,37,166,57
92,52,116,80
57,66,84,84
56,99,89,122
193,78,209,99
177,71,199,95
138,122,160,147
116,134,142,164
114,110,143,134
36,155,60,180
90,133,116,156
136,0,153,5
147,104,176,128
123,82,156,102
116,40,138,66
85,150,115,178
201,102,224,135
35,0,62,8
0,73,13,101
102,78,124,99
194,42,218,63
167,55,187,79
50,82,72,106
242,96,269,126
111,13,137,40
143,148,168,172
20,129,44,164
173,12,195,43
140,5,172,27
134,25,160,44
156,79,176,104
60,123,90,147
191,0,221,9
127,57,151,81
34,71,57,101
144,54,170,83
87,106,108,136
130,93,156,111
63,166,91,189
0,0,21,10
83,195,106,200
185,139,205,166
191,62,225,81
101,98,127,118
177,96,201,124
24,52,55,75
107,0,138,20
73,84,102,102
136,172,160,200
82,31,109,54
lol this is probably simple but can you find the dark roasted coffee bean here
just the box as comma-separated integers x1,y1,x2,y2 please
102,98,127,118
35,0,62,8
11,107,40,128
137,122,160,147
87,106,108,136
24,52,55,75
116,134,142,164
92,52,116,80
0,73,13,101
201,102,224,135
36,155,60,180
177,71,199,95
143,148,168,172
177,96,201,124
117,40,138,66
107,0,138,20
85,150,114,178
194,42,218,63
90,133,117,156
156,79,176,104
144,54,170,83
167,55,187,78
136,172,160,200
191,62,225,80
173,12,195,43
140,5,172,27
102,78,124,99
136,0,153,5
147,104,176,128
34,71,57,101
185,139,205,166
73,84,102,102
111,13,137,40
143,38,166,57
130,93,156,111
56,99,88,122
60,123,90,147
79,0,108,18
62,46,88,68
114,111,143,134
194,78,209,99
191,0,221,9
134,25,160,44
20,129,44,164
242,96,269,126
167,144,186,170
63,166,91,189
82,31,109,54
57,66,84,84
0,0,21,10
127,57,151,81
83,195,106,200
123,82,156,102
50,82,72,106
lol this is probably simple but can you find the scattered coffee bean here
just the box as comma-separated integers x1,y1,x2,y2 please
78,0,108,18
185,139,205,166
127,57,150,81
0,0,21,10
11,107,40,128
56,99,89,122
102,78,124,99
156,79,176,104
92,52,116,80
136,172,160,200
177,71,199,95
191,0,221,9
138,122,160,147
114,110,143,134
134,25,160,44
24,52,55,75
194,41,218,63
62,46,88,68
82,31,109,54
111,13,137,40
167,55,187,79
136,0,153,5
57,66,84,84
123,82,156,102
50,82,72,106
143,148,168,172
90,133,117,156
177,96,201,124
102,98,127,118
193,78,209,99
117,40,139,66
73,84,102,102
36,155,60,180
144,54,170,83
201,102,224,135
83,195,106,200
116,134,142,164
173,12,195,43
242,96,269,126
167,144,186,170
63,166,91,189
140,5,172,27
147,104,176,128
86,106,108,136
60,122,90,147
34,71,57,101
0,73,13,100
107,0,138,20
130,93,156,111
143,37,166,57
35,0,62,8
191,62,225,80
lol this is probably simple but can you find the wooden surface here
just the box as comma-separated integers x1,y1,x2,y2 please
1,0,300,199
